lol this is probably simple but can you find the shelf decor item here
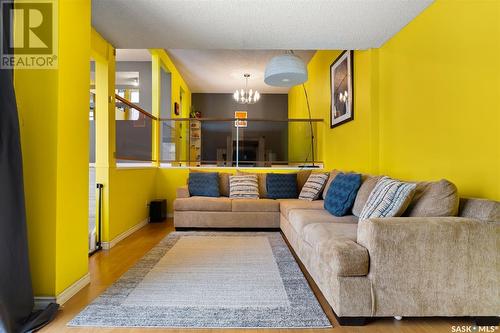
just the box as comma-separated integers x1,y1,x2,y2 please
330,50,354,128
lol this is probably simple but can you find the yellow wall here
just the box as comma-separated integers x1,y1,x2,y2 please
377,0,500,200
109,168,157,240
289,0,500,201
289,50,379,173
15,0,90,296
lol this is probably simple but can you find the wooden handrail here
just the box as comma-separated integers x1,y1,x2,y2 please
158,159,324,164
158,117,323,122
115,94,157,121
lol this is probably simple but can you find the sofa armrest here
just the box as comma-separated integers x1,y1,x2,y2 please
176,186,190,198
357,216,500,315
327,240,369,277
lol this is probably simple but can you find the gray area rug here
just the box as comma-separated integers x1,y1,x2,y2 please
69,232,332,328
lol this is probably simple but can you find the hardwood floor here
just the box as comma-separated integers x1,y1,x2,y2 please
41,219,471,332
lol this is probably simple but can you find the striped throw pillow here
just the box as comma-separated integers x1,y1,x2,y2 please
299,173,329,201
229,175,259,199
359,177,417,220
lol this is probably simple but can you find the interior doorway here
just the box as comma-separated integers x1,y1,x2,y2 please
88,59,101,255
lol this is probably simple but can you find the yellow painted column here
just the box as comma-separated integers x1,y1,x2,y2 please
151,50,161,166
91,29,115,243
15,0,91,297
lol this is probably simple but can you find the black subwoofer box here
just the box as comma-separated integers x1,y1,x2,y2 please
149,199,167,222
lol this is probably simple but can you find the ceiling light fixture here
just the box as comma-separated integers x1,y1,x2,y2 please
233,73,260,104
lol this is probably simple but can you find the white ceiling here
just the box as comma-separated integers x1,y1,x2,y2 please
91,71,140,86
92,0,433,50
167,50,315,93
116,49,151,62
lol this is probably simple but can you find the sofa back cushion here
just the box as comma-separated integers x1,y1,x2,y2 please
188,172,220,197
352,175,382,217
299,173,329,201
297,170,312,193
359,177,417,220
324,173,362,216
266,173,298,199
322,169,340,200
229,174,259,199
458,198,500,222
404,179,459,217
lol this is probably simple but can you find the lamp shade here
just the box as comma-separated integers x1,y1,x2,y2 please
264,53,308,87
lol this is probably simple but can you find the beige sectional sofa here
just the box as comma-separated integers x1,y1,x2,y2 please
174,171,500,326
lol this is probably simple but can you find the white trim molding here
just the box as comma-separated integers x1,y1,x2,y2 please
102,218,149,250
34,272,91,310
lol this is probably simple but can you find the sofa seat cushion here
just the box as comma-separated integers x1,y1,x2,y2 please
174,197,232,212
279,199,325,219
302,220,358,247
232,199,280,212
288,209,357,234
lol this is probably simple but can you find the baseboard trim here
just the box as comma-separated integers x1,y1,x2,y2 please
33,297,56,311
102,218,149,250
34,272,90,310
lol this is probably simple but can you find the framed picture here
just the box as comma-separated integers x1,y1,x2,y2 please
330,50,354,128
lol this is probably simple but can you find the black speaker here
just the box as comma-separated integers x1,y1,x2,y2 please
149,199,166,222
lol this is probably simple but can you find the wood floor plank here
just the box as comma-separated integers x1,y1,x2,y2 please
39,219,472,332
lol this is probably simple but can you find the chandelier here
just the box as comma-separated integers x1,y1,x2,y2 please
233,73,260,104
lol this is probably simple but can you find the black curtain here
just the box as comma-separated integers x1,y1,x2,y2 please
0,3,58,332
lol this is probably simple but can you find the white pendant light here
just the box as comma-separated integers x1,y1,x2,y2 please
264,51,308,87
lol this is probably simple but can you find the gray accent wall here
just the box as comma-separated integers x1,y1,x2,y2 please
115,61,152,113
192,93,288,163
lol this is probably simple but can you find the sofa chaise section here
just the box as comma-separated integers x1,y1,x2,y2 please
281,197,500,325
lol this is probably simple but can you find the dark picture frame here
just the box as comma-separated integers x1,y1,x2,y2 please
330,50,354,128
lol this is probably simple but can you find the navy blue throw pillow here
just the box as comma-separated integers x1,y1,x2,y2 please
324,173,362,216
188,172,220,197
266,173,298,199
